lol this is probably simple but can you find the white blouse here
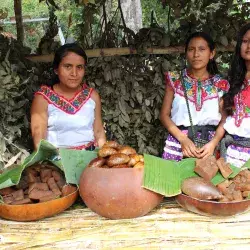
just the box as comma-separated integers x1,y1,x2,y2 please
166,69,229,127
47,98,95,147
36,85,95,148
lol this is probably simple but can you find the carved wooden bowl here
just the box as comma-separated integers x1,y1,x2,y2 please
79,167,163,219
0,188,78,221
176,193,250,216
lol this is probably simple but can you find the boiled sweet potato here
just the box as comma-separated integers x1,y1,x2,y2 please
62,185,77,197
47,177,62,196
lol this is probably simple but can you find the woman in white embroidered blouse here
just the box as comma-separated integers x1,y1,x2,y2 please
31,43,106,150
160,32,229,161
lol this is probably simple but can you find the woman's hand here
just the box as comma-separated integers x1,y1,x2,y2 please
197,140,217,159
179,136,200,158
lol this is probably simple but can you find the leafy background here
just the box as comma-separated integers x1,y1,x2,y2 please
0,0,250,169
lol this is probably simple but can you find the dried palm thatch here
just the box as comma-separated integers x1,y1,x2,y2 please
1,199,250,249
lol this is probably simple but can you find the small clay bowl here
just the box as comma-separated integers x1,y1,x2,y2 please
0,188,78,221
79,167,163,219
176,193,250,216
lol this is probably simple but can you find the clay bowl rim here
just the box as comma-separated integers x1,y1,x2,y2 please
176,193,250,204
0,187,79,208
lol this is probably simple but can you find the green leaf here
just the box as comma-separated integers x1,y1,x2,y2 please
59,148,97,185
143,154,181,196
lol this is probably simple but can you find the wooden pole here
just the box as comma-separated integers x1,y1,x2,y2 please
14,0,24,44
26,45,234,63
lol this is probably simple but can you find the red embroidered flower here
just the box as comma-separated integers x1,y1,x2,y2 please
215,79,229,91
242,86,250,107
174,79,181,88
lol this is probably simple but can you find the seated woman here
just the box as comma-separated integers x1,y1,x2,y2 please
31,43,106,150
160,32,229,161
222,23,250,167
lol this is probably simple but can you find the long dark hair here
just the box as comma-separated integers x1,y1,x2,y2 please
50,43,88,85
185,31,219,75
223,23,250,115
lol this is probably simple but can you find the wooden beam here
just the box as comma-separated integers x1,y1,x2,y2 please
14,0,24,44
26,45,234,63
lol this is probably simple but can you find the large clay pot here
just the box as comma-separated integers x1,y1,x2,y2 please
176,193,250,216
79,167,163,219
0,189,78,221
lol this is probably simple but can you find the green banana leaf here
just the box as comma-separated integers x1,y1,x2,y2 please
0,140,97,189
59,148,97,184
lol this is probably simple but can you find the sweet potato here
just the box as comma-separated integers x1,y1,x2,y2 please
39,194,58,202
112,164,129,168
40,168,52,183
133,162,144,168
11,189,24,201
106,153,130,167
56,179,66,191
47,177,62,196
128,154,140,167
29,189,54,200
11,198,33,205
0,187,15,196
3,195,14,204
52,170,64,182
88,157,106,168
62,185,77,197
118,146,137,155
28,183,49,194
216,158,233,178
98,147,117,158
102,141,120,149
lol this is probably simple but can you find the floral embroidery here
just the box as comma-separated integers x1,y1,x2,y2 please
233,80,250,127
35,84,93,114
166,69,229,111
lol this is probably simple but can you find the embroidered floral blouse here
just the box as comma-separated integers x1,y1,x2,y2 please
35,84,96,148
224,79,250,138
166,69,229,127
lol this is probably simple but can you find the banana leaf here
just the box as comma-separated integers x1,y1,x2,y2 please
143,154,181,196
0,140,97,190
59,148,97,184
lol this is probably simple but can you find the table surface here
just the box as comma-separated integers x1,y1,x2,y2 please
1,199,250,250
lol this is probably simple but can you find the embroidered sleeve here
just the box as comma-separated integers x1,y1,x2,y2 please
34,85,51,100
214,78,230,97
165,71,181,92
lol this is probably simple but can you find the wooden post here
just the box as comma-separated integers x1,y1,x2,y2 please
14,0,24,44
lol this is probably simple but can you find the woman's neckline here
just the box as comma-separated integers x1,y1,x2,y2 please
51,83,86,101
185,68,214,81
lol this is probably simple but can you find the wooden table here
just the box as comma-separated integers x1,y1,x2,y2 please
1,199,250,249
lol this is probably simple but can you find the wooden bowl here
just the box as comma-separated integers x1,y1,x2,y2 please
0,189,78,221
79,167,163,219
176,193,250,216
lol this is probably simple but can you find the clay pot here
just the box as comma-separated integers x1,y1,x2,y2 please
79,167,163,219
0,189,78,221
176,193,250,216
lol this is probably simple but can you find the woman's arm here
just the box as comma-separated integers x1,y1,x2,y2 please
30,95,48,150
91,90,106,148
160,84,199,158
